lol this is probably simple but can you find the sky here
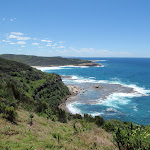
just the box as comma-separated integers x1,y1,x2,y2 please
0,0,150,57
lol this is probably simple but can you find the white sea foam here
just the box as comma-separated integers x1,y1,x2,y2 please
90,108,119,117
89,77,95,79
133,105,138,111
64,66,89,68
125,84,150,96
91,112,104,116
66,102,82,115
35,66,69,71
98,60,107,62
71,76,79,80
65,75,150,110
106,108,118,113
92,60,107,62
96,93,130,108
35,65,91,71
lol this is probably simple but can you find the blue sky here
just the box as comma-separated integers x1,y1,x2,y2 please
0,0,150,57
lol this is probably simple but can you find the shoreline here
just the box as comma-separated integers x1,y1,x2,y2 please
31,61,102,69
59,75,142,115
59,85,84,113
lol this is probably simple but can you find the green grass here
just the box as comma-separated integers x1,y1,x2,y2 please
0,109,117,150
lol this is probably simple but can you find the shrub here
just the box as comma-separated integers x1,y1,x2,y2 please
102,122,115,132
36,101,48,113
57,108,67,123
84,114,95,122
29,113,34,126
0,102,6,113
94,116,105,127
45,108,56,121
73,114,83,119
4,106,17,122
45,108,53,119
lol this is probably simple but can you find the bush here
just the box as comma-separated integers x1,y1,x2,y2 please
102,122,115,132
102,120,150,150
45,108,56,121
94,116,105,127
57,108,67,123
73,114,83,119
84,114,95,122
29,113,34,126
4,106,17,122
36,101,48,113
0,102,6,113
102,120,123,132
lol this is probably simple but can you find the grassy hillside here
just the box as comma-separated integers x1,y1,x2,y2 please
0,109,116,150
0,54,98,66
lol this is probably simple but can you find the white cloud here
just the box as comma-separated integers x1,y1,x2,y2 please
8,34,31,41
67,47,132,57
11,32,24,36
41,40,47,42
57,46,65,48
41,39,52,43
18,49,22,51
17,36,31,40
8,32,31,41
9,42,15,45
17,41,26,45
2,40,11,43
8,35,18,39
32,43,39,45
21,45,25,47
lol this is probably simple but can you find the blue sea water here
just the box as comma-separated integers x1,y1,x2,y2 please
43,58,150,125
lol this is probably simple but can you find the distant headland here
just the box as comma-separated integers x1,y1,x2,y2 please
0,54,101,67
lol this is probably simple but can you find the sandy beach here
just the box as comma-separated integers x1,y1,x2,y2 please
31,61,102,70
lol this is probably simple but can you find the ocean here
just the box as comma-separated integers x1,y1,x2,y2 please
40,58,150,125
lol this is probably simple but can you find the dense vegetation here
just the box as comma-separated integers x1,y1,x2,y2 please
0,54,93,66
103,120,150,150
0,57,150,150
0,57,70,122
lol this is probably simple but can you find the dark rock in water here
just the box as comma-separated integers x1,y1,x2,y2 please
93,85,103,89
